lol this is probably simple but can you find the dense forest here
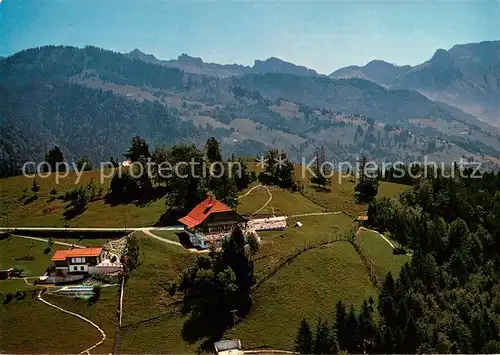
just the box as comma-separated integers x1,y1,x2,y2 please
296,170,500,353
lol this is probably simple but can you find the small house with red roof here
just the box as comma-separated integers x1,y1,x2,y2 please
52,248,106,274
178,194,247,248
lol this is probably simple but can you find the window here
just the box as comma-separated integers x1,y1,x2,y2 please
73,266,78,271
80,266,84,271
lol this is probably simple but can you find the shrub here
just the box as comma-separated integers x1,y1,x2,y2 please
246,233,260,254
3,293,13,304
14,255,34,261
393,247,407,255
15,291,26,300
89,285,101,305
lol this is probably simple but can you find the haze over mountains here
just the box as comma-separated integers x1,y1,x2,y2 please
1,41,500,177
128,49,322,78
330,41,500,127
130,40,499,127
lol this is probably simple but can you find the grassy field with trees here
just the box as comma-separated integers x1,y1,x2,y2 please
0,137,416,353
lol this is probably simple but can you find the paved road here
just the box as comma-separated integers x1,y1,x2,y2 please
1,226,184,232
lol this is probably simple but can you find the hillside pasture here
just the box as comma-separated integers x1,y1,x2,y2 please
229,241,378,350
357,229,410,280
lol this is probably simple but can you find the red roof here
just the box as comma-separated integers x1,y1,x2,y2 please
178,195,232,228
51,248,103,261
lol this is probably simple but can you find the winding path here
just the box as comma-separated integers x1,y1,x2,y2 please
37,291,106,354
357,226,395,249
287,211,341,218
237,184,263,200
251,185,273,216
141,229,183,247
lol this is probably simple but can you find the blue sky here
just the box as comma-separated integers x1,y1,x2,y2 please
1,0,499,73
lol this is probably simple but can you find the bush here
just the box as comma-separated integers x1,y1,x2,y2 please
89,285,101,305
0,231,12,240
3,293,13,304
14,255,34,261
49,188,57,196
246,233,260,254
393,247,407,255
15,291,26,300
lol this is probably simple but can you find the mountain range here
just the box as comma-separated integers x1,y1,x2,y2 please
130,41,500,127
128,49,322,78
1,41,499,177
330,41,500,127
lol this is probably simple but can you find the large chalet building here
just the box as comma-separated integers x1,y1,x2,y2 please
178,194,247,248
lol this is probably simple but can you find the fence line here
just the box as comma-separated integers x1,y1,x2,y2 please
254,235,347,289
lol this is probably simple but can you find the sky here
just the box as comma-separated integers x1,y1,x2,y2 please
1,0,499,74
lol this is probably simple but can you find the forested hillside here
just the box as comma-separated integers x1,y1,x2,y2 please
2,45,500,177
296,170,500,353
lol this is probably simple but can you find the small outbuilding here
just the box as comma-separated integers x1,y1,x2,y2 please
214,339,243,355
295,221,303,228
0,268,14,280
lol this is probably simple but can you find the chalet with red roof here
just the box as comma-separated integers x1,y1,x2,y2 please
52,248,105,273
178,194,247,248
51,247,122,276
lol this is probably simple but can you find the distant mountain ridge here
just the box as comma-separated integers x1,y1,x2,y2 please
329,60,411,86
330,41,500,126
2,44,500,177
127,49,321,78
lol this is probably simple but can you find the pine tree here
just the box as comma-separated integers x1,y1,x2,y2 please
205,137,222,163
335,300,347,350
357,300,375,352
345,304,359,352
310,146,330,189
313,319,330,354
125,136,150,162
381,326,394,353
44,146,65,172
355,155,379,202
295,318,313,354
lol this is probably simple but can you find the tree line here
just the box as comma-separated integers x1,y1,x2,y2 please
296,170,500,353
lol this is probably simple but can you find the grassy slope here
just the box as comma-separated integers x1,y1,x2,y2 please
0,169,165,228
46,289,118,354
51,237,111,247
255,213,354,276
118,232,198,353
358,229,411,280
229,242,378,350
0,236,52,276
1,165,409,228
147,230,182,242
0,294,108,354
0,165,410,352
